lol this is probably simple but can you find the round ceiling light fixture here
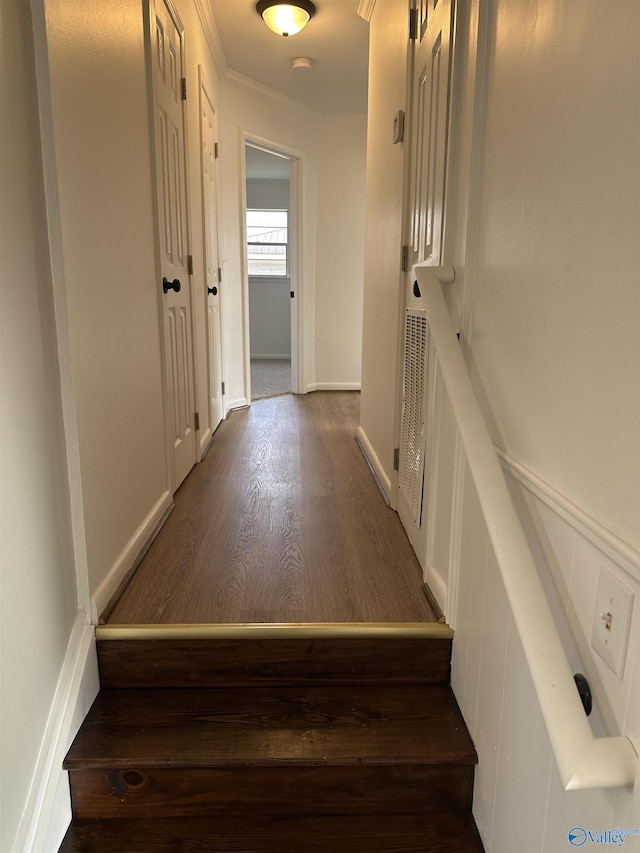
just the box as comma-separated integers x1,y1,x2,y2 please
256,1,317,37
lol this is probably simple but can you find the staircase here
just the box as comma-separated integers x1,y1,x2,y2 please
60,633,483,851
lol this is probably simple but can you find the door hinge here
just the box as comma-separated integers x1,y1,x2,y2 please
401,244,409,272
214,141,219,159
187,254,193,275
194,412,200,430
393,448,400,471
221,381,225,395
181,77,187,100
217,267,222,283
409,8,418,40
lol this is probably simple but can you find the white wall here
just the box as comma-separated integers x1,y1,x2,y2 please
441,0,640,849
468,0,640,553
358,0,409,494
219,80,319,402
219,78,367,402
0,3,79,848
315,114,367,390
43,0,170,609
452,4,639,846
41,0,223,615
361,0,640,849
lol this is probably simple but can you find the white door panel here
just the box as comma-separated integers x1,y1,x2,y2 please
154,0,197,490
200,78,224,433
398,0,453,566
409,0,451,270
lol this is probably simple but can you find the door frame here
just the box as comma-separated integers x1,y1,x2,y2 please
143,0,200,492
393,0,490,623
393,0,461,610
239,132,303,402
198,66,226,443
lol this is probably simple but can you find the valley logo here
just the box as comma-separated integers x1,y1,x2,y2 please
568,827,640,847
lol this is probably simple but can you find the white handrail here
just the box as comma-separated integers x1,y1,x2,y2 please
414,263,638,790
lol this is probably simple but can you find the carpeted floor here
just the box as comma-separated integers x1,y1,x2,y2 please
251,358,291,400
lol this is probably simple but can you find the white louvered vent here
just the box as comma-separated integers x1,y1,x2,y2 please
399,309,429,525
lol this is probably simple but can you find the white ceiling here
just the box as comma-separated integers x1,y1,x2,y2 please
208,0,370,114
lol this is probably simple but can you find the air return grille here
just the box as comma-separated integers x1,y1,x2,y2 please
399,309,429,524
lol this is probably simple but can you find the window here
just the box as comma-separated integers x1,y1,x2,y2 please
247,209,288,277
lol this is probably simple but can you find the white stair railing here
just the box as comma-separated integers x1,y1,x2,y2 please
414,263,638,790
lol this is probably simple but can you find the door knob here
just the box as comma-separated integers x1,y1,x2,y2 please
162,277,181,294
207,286,218,296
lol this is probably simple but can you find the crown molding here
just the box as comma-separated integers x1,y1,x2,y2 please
195,0,227,78
222,68,320,118
357,0,376,22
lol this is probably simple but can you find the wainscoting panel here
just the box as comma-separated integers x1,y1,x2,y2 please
449,455,639,852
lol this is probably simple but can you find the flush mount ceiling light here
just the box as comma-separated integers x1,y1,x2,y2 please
256,1,317,37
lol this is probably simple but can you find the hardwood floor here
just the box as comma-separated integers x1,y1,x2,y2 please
107,392,436,624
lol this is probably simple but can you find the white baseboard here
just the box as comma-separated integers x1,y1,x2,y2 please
15,613,99,853
313,382,361,391
355,426,392,502
90,489,172,622
226,397,248,415
199,426,212,457
425,561,448,613
250,354,291,360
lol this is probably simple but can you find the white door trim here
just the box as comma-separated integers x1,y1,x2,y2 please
395,0,456,563
288,155,303,395
240,131,304,402
198,65,226,442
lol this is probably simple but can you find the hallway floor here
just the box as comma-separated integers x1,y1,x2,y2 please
107,392,436,624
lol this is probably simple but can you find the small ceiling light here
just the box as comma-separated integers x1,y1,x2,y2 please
292,57,313,71
256,1,317,37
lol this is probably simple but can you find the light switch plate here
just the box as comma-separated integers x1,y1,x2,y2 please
590,568,634,678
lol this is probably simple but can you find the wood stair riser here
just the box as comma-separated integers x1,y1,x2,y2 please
60,814,485,852
68,764,475,819
97,637,452,688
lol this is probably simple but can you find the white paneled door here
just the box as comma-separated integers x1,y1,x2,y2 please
409,0,452,270
153,0,197,490
200,76,224,434
397,0,453,563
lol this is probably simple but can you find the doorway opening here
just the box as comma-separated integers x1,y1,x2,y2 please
243,139,301,402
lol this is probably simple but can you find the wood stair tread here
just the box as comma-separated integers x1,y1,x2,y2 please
60,814,485,852
64,685,477,770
